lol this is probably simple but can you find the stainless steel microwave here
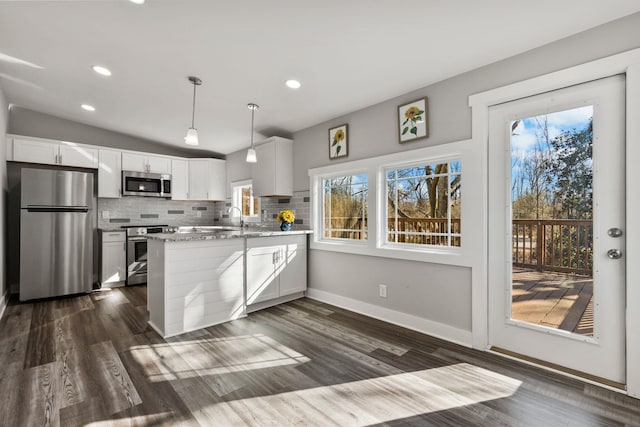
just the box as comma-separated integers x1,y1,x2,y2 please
122,171,172,198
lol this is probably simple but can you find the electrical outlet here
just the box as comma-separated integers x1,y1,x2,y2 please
196,211,202,218
379,284,387,298
101,211,109,219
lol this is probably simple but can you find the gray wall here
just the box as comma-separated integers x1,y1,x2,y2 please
0,88,7,298
294,12,640,335
8,106,223,159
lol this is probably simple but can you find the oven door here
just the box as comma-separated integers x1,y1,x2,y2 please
126,236,147,285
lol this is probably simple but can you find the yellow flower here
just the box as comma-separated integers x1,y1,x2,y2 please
277,209,295,223
405,106,420,120
334,129,345,142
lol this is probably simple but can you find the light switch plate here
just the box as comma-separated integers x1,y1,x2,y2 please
101,211,110,219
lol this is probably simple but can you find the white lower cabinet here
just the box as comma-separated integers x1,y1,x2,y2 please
147,234,309,338
246,235,307,305
100,230,126,285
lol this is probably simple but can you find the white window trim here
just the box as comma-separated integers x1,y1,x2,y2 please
230,179,261,223
320,170,369,244
379,155,462,251
309,139,477,266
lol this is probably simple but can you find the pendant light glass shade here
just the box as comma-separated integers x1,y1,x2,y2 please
246,103,259,163
246,148,257,163
185,76,202,146
184,127,198,146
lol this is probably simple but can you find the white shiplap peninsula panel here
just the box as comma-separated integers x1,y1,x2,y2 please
148,238,245,337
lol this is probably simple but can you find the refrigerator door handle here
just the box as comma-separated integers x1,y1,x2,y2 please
25,206,89,213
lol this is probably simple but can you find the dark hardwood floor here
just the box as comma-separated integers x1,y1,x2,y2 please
1,286,639,426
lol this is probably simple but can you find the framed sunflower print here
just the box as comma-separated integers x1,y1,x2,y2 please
398,97,428,143
329,124,348,159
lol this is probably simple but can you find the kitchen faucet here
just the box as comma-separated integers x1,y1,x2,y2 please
227,207,244,227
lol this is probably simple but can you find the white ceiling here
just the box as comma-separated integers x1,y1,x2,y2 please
1,1,639,156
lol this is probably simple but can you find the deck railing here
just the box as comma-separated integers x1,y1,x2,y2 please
512,219,592,276
325,217,461,245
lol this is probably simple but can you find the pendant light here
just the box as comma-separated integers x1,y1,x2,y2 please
246,103,259,163
184,76,202,146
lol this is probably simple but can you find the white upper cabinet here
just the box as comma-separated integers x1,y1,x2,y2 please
147,155,172,174
11,136,98,168
171,159,189,200
58,143,99,168
122,152,172,174
251,137,293,197
98,149,122,198
188,158,226,201
13,138,58,164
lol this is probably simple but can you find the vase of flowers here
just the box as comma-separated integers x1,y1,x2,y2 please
277,209,295,231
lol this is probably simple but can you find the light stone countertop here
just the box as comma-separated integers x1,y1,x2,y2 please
145,225,313,242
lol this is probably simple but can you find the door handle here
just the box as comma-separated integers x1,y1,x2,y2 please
607,249,622,259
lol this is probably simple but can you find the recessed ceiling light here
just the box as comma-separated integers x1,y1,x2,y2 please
81,104,96,112
129,0,145,4
285,79,301,89
92,65,112,77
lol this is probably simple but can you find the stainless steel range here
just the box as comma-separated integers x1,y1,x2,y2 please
124,225,172,285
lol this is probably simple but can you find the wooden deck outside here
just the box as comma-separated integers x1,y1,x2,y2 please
511,268,593,336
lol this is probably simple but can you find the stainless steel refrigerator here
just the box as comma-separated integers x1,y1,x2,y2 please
20,168,95,301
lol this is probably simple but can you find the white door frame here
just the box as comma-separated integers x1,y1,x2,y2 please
468,48,640,397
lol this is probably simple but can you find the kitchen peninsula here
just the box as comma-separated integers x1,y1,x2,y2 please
146,226,311,337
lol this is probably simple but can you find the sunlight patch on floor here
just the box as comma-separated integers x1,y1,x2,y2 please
130,333,311,382
197,363,522,425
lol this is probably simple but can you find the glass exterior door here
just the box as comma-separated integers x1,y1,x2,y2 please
488,76,626,384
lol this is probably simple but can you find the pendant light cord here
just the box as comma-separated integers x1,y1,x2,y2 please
191,81,197,128
250,106,255,149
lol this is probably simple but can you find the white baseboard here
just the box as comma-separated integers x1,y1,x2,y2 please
0,291,8,321
306,288,473,348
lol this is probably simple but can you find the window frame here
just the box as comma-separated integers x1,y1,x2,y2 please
230,179,261,223
321,171,369,243
309,139,474,266
381,156,462,251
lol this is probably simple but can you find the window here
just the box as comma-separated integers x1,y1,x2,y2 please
231,180,260,220
322,173,368,240
309,140,471,264
385,160,461,247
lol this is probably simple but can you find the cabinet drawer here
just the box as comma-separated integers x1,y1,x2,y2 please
102,231,126,242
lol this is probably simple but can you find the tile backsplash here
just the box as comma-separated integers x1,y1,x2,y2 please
219,190,311,227
97,190,311,229
98,197,225,228
261,190,310,225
